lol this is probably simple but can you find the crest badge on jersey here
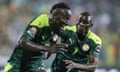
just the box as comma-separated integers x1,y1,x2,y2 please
82,44,90,51
53,34,58,42
53,34,61,43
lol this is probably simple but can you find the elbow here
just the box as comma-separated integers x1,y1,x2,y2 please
17,36,28,49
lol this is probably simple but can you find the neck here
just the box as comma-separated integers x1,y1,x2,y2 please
77,32,87,41
49,27,63,35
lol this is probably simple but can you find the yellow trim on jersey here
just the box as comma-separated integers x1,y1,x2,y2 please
72,48,78,55
29,13,102,45
4,63,13,72
87,30,102,45
65,26,102,45
30,14,49,28
64,26,76,32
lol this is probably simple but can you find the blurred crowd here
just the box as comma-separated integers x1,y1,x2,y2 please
0,0,120,70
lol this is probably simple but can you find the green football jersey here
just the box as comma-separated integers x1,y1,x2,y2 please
5,13,78,72
51,30,102,72
5,14,53,72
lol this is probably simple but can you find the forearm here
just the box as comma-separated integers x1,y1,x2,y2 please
18,36,48,52
22,40,49,52
75,63,96,71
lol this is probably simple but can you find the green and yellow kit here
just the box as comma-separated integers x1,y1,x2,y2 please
4,14,49,72
51,27,102,72
4,14,77,72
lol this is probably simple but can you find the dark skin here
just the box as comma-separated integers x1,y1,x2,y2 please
64,56,97,72
63,28,97,72
49,8,71,33
17,8,70,54
42,8,71,58
63,13,101,72
18,35,68,53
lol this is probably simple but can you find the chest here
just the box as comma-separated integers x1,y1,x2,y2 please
32,29,57,46
68,38,95,57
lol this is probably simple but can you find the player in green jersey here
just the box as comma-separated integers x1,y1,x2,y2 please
51,12,102,72
4,2,72,72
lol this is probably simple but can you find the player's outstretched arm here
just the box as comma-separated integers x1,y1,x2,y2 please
17,35,68,53
64,56,98,72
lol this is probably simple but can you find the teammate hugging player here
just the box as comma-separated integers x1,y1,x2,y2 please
51,12,102,72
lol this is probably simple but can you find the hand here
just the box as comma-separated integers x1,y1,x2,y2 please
47,43,68,53
63,60,78,72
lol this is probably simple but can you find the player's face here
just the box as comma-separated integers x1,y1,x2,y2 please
77,15,92,36
76,20,92,36
50,8,71,30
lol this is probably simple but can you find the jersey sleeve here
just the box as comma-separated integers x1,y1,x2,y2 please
29,13,49,28
90,45,102,58
23,26,38,40
22,14,49,40
88,31,102,58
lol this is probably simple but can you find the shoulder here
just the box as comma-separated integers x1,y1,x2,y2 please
87,31,102,45
63,28,76,37
29,13,49,28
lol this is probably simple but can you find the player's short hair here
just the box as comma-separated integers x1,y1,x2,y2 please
78,12,93,27
80,12,91,16
50,2,70,13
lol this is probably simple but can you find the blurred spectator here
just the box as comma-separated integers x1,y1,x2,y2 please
0,0,120,71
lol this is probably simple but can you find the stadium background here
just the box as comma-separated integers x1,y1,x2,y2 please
0,0,120,72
